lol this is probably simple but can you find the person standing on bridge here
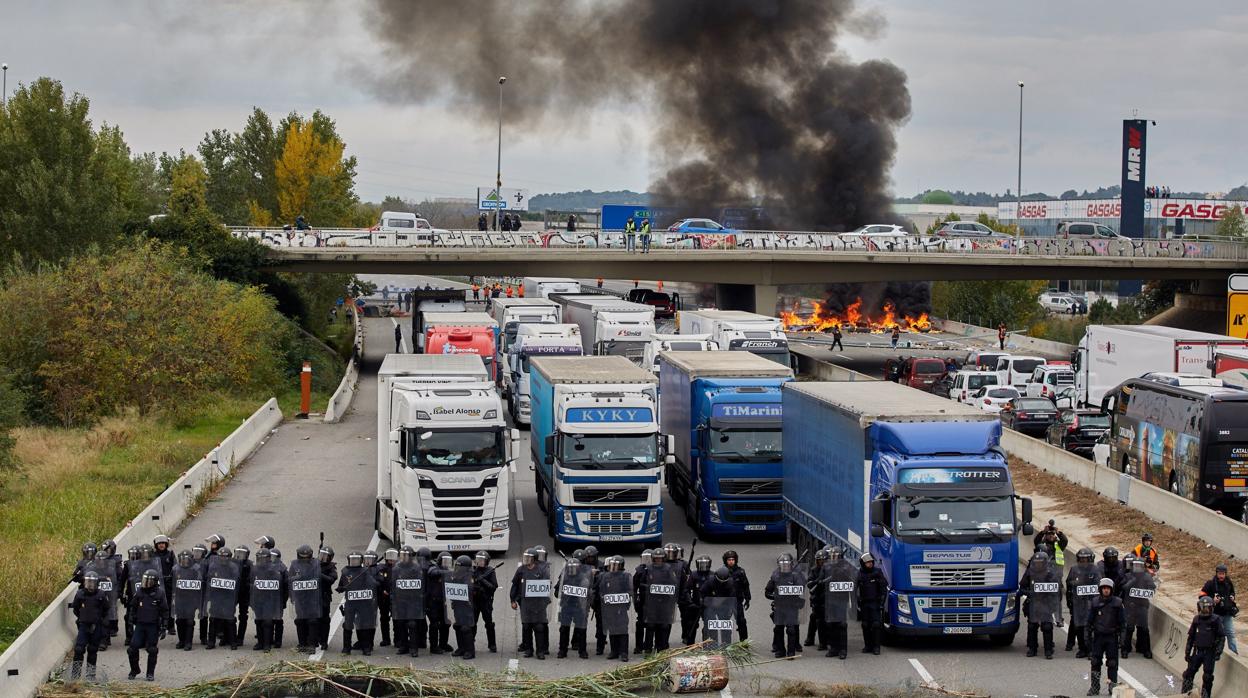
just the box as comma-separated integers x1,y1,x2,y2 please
998,323,1008,350
567,214,577,232
830,324,844,351
478,213,488,231
472,283,480,301
624,217,637,252
640,218,652,254
518,284,525,298
597,278,604,289
505,285,514,298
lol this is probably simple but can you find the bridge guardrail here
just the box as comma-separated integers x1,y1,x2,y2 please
231,226,1248,261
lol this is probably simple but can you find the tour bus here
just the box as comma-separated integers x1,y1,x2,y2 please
1102,373,1248,522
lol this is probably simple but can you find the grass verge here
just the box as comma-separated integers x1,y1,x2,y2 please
0,397,261,653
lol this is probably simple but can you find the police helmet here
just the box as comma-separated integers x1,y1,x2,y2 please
127,545,141,561
522,548,536,565
83,571,100,592
456,555,472,568
416,546,431,561
584,545,599,562
153,535,171,550
566,556,582,572
139,543,154,560
95,549,110,561
815,548,831,563
671,543,684,561
639,549,653,565
723,550,738,565
439,552,453,570
399,546,415,563
1103,547,1119,562
663,543,678,561
1076,547,1095,563
384,548,399,563
254,535,276,549
347,552,364,567
1216,563,1229,574
830,547,845,561
319,546,335,563
1131,558,1146,573
233,545,250,561
860,552,875,565
218,546,233,559
607,556,625,572
297,544,314,560
533,545,548,563
102,539,117,556
82,542,98,560
1031,551,1050,564
192,544,208,561
651,547,667,563
1141,532,1153,542
1198,596,1214,615
1098,577,1115,591
141,569,160,589
571,548,586,562
271,549,282,562
256,548,272,564
363,550,379,566
177,550,192,567
715,566,731,582
695,555,712,573
474,550,489,568
205,534,224,550
777,553,794,573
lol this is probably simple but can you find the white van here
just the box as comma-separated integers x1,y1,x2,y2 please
373,211,436,246
947,370,1001,404
1025,365,1075,400
995,355,1046,390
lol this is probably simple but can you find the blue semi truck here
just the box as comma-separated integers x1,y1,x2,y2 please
659,351,793,536
530,356,667,546
783,380,1032,644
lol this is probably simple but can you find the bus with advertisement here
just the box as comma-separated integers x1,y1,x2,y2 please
1102,373,1248,522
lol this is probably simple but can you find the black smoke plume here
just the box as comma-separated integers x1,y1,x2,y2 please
363,0,910,230
817,282,932,322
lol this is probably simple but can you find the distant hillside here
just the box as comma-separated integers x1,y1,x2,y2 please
530,190,650,211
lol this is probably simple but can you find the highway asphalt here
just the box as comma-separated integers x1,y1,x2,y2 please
82,308,1180,696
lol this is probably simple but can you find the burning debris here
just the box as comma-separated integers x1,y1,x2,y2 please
781,298,931,333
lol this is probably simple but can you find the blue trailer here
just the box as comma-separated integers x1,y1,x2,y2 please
530,356,666,545
659,351,793,536
783,381,1032,644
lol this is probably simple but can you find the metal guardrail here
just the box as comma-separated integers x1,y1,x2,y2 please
230,226,1248,261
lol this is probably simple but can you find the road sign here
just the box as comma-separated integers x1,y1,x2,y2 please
1229,291,1248,339
477,187,529,211
1229,274,1248,293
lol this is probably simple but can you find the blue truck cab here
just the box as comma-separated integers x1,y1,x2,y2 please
659,351,794,536
530,356,668,545
783,381,1032,645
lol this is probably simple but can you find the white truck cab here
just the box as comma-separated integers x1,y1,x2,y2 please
643,333,717,374
507,323,584,424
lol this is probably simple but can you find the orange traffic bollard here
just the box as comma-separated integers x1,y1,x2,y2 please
298,361,312,419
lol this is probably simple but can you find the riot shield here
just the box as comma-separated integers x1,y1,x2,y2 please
598,571,632,636
250,561,283,621
557,567,592,629
1067,564,1099,624
287,558,323,620
822,561,857,624
389,561,425,622
447,567,475,627
86,560,119,622
1026,570,1062,624
341,566,379,630
1123,573,1155,626
702,595,737,648
644,564,678,624
770,569,807,626
171,562,203,620
204,557,240,620
518,566,551,623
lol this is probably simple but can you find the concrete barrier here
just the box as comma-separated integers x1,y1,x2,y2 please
324,309,364,423
0,398,282,698
936,317,1075,358
1001,430,1248,561
793,346,877,382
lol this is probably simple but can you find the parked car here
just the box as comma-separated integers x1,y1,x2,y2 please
1046,408,1112,457
1026,365,1076,400
933,221,1012,239
1056,221,1126,239
1000,397,1060,436
840,224,909,239
972,386,1021,413
968,350,1008,372
885,357,947,390
1092,430,1111,467
667,218,737,235
947,370,1001,404
995,355,1047,390
1039,292,1087,315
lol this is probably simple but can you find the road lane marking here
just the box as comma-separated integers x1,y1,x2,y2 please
515,498,524,522
1054,624,1157,698
908,658,939,689
309,530,380,662
507,658,519,678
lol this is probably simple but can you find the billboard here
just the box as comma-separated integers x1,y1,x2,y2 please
998,198,1233,222
1120,119,1148,237
477,187,530,211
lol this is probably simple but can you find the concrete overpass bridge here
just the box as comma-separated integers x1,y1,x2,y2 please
246,229,1248,313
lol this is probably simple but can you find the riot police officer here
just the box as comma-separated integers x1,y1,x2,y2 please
584,545,607,655
644,547,679,651
472,551,499,652
390,546,426,656
232,545,252,646
1181,596,1226,697
764,553,806,659
1086,577,1125,696
684,555,713,645
153,535,175,633
375,549,396,647
723,550,751,641
70,571,111,681
511,548,551,659
597,555,633,662
427,553,453,653
1120,557,1155,659
820,547,856,660
856,553,887,655
448,555,477,659
555,555,592,659
287,545,324,653
1065,547,1099,657
127,570,168,681
204,547,240,650
317,546,338,650
337,551,380,655
805,548,830,650
632,549,652,654
1019,551,1060,659
171,550,203,651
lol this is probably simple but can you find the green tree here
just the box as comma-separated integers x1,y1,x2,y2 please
0,78,143,264
976,213,1021,236
198,128,250,224
1216,204,1248,238
932,279,1045,329
921,190,955,205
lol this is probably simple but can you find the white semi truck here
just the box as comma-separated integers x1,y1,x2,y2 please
522,277,581,299
488,297,562,395
642,333,717,374
677,310,792,368
1073,325,1248,406
506,323,584,424
554,294,656,365
376,354,517,553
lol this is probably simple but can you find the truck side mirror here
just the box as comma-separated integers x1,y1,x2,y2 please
870,524,885,538
869,497,887,526
664,454,675,465
666,434,675,453
544,435,555,454
389,429,404,463
1021,497,1033,526
510,428,520,443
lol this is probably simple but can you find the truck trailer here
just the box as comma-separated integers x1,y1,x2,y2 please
409,288,468,353
783,380,1031,644
659,351,792,536
488,298,561,394
506,323,584,424
376,354,517,553
553,294,656,365
677,310,792,368
422,312,500,381
530,356,669,545
1074,325,1248,406
522,277,581,299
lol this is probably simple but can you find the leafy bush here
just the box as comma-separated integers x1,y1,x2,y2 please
0,241,291,426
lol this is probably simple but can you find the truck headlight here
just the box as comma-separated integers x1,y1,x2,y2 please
491,518,509,533
707,501,719,517
484,409,497,420
415,410,430,420
1005,594,1016,613
404,519,426,534
896,594,911,615
562,510,574,529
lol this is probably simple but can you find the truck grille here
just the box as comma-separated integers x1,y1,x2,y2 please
420,476,498,498
927,597,987,609
587,524,636,534
719,479,782,496
586,511,632,521
927,612,987,624
721,501,783,525
909,565,1006,588
573,487,648,504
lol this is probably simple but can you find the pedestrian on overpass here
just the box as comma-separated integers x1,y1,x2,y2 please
478,213,488,231
830,324,844,351
998,323,1008,350
640,218,652,253
597,278,604,289
505,285,514,298
518,284,525,298
567,214,577,232
624,217,637,252
394,324,403,354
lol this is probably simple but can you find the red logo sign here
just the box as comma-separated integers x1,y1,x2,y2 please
1086,202,1121,218
1160,203,1227,220
1018,204,1047,218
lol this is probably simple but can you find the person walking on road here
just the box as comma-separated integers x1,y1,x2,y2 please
830,324,844,351
126,570,168,681
1034,520,1069,625
764,553,805,659
1200,563,1237,654
471,551,499,653
640,218,652,254
1182,596,1228,697
624,217,637,252
394,324,403,354
1066,548,1099,657
723,551,751,641
890,326,901,349
70,572,111,681
998,323,1008,350
856,553,888,655
1086,577,1125,696
1120,557,1155,659
1019,551,1061,659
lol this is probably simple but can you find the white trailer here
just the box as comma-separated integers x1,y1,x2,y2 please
555,295,656,364
522,277,581,299
376,354,517,553
677,310,791,368
488,297,562,393
1074,325,1248,406
506,323,584,424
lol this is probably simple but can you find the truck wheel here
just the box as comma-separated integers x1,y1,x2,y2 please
988,632,1016,647
535,477,547,514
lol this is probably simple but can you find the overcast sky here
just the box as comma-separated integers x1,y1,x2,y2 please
2,1,1245,202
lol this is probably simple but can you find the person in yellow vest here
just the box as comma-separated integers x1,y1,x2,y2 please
472,283,480,301
1132,533,1160,572
1034,520,1069,625
624,217,637,252
640,218,652,254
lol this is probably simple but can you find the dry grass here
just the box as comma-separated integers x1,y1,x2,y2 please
0,398,260,653
1009,457,1248,603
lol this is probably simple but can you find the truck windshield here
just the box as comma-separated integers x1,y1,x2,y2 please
709,428,783,462
754,350,790,367
407,429,504,469
601,341,646,362
895,496,1014,539
560,434,658,469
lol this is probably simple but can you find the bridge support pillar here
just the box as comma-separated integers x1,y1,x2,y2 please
715,283,780,316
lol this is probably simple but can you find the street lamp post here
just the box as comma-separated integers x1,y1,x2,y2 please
495,76,506,231
1016,81,1024,223
2,64,8,108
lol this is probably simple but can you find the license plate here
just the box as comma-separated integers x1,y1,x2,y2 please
600,535,622,541
446,544,470,551
943,626,972,635
744,524,767,531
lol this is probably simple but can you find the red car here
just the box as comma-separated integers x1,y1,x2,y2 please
626,289,681,318
885,357,947,390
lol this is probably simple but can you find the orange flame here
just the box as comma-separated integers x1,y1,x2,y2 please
781,298,932,334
